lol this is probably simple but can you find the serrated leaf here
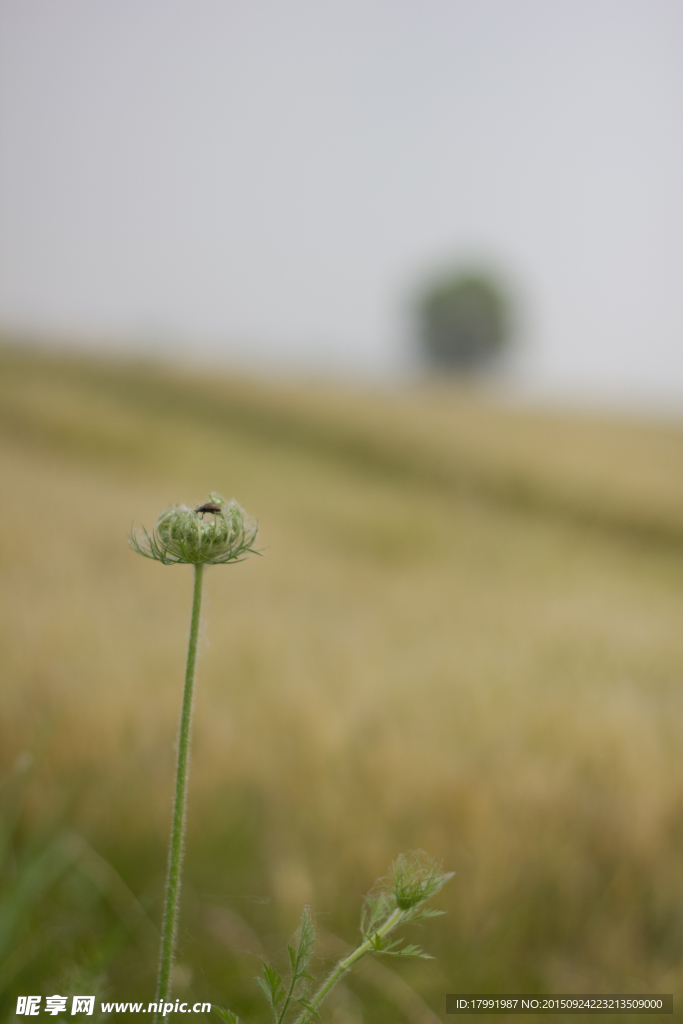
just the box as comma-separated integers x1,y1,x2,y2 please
263,962,285,1001
296,997,321,1018
270,907,319,1024
255,978,273,1004
360,891,393,940
295,906,315,966
370,932,401,953
287,904,315,989
412,908,446,921
382,943,434,958
212,1008,241,1024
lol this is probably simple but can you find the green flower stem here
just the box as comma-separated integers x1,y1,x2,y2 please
291,908,404,1024
155,562,205,1020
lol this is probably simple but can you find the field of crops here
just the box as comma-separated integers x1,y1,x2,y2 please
1,345,682,1022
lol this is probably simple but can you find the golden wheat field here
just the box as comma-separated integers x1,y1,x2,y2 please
1,345,683,1022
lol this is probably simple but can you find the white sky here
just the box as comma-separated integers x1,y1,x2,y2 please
1,0,682,406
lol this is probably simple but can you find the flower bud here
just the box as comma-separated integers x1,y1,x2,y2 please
130,492,259,565
388,851,451,911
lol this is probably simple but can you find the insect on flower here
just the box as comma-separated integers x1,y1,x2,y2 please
194,502,223,517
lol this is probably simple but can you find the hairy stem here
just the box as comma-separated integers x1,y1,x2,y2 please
291,908,404,1024
276,972,299,1024
155,562,204,1020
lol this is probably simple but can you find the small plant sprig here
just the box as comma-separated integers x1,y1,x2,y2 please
130,494,259,1022
214,851,452,1024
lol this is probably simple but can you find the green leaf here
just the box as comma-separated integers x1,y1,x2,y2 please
294,906,315,972
411,908,446,921
212,1008,241,1024
265,962,285,1000
369,932,402,953
255,978,273,1005
274,907,317,1024
256,961,285,1016
288,904,315,987
360,891,393,940
380,942,433,958
296,996,321,1019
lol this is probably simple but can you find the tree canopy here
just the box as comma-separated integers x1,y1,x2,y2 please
418,270,508,371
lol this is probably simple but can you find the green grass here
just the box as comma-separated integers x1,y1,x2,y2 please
1,344,682,1022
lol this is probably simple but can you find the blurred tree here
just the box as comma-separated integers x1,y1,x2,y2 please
417,270,509,371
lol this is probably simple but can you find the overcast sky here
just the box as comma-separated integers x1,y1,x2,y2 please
1,0,682,406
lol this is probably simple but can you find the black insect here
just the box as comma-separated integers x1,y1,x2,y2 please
195,502,223,517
